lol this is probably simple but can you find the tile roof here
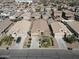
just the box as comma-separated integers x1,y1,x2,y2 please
31,20,50,34
8,20,31,35
67,21,79,34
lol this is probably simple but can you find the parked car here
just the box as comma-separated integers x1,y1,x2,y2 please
16,37,21,43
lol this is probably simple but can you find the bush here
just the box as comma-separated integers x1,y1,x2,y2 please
27,44,30,48
39,42,41,44
0,35,14,46
64,34,77,44
29,38,32,40
39,39,41,41
39,45,41,48
41,36,53,48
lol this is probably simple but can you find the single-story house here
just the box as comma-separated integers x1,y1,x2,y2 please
21,12,31,20
67,21,79,38
50,22,71,38
7,20,31,48
31,19,50,36
0,19,13,35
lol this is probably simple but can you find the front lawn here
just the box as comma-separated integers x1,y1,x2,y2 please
0,35,14,46
39,36,53,48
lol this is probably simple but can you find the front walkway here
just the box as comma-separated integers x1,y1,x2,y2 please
30,36,39,48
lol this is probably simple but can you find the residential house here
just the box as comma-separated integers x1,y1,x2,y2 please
31,19,50,36
0,19,13,36
50,22,71,38
67,21,79,38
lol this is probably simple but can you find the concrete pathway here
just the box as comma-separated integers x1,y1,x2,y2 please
30,36,39,48
55,36,67,49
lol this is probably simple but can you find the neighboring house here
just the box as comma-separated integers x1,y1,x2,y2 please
46,7,52,14
55,17,64,21
1,12,10,16
21,12,31,20
50,22,71,38
16,0,32,3
8,20,31,37
7,20,31,48
66,21,79,38
31,12,41,19
54,10,62,18
31,5,36,12
32,0,39,3
74,9,79,20
9,12,23,20
1,13,9,17
62,10,74,20
68,6,76,12
3,0,15,3
43,12,51,20
47,17,54,25
0,19,13,36
31,19,50,36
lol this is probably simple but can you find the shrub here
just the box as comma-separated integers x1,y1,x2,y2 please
64,34,77,44
27,44,30,48
29,38,32,40
39,39,41,41
0,35,14,46
39,45,41,48
41,36,53,48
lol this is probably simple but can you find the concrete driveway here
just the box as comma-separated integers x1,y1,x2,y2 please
11,34,27,49
30,36,39,48
55,36,67,49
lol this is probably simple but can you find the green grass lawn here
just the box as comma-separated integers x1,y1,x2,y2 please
40,36,53,48
0,35,14,46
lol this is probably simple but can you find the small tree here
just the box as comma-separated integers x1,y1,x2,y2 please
64,34,77,44
27,44,30,48
29,38,32,41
